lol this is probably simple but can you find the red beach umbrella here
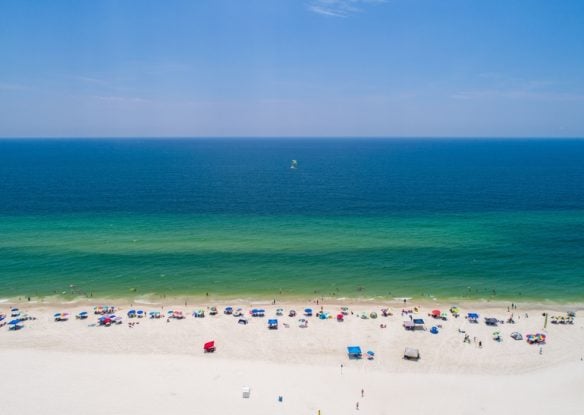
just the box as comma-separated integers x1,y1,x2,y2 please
204,341,215,352
431,309,441,317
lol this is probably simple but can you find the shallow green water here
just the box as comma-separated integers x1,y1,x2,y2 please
1,212,583,302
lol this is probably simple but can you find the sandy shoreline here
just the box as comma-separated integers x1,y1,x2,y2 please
1,300,583,414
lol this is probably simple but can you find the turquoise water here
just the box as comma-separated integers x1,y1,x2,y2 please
1,212,583,301
0,139,583,301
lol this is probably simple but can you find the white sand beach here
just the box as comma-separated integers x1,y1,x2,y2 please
1,300,583,415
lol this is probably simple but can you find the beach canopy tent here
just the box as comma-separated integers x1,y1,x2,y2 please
54,313,69,322
404,347,420,360
412,318,425,329
242,387,251,398
403,321,415,330
511,332,523,340
136,310,144,317
238,318,248,325
304,308,313,316
347,346,362,359
251,309,265,317
268,319,278,329
431,310,441,317
224,307,233,314
76,311,88,319
298,319,308,328
367,350,375,360
127,310,136,317
204,340,216,352
484,317,498,326
430,326,439,334
0,314,5,322
467,312,479,322
8,320,23,330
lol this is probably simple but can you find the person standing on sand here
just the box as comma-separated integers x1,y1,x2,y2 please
356,402,359,410
361,388,364,398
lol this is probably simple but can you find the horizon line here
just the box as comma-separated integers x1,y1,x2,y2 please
1,136,584,141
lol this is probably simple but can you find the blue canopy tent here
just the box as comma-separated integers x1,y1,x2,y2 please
8,319,23,330
467,312,479,323
304,308,313,317
347,346,362,359
268,319,278,329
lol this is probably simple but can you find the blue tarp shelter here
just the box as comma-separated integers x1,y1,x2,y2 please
347,346,362,359
467,312,479,322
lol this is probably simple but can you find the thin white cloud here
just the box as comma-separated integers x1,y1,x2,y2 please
73,76,111,86
451,89,584,101
0,82,31,91
451,73,584,102
307,0,386,18
93,95,151,104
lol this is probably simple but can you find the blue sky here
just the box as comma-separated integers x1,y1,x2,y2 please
1,0,583,137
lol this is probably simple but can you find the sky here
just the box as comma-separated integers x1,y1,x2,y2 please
1,0,584,138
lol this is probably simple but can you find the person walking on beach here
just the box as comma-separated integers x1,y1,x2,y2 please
356,402,359,410
361,388,364,398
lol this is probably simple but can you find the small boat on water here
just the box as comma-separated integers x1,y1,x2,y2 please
290,159,298,169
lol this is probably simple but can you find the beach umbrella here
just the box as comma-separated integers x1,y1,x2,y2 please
54,313,61,318
9,319,21,325
431,310,441,317
367,350,375,356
